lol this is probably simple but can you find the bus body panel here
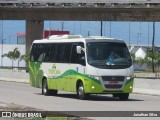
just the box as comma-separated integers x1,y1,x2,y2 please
29,62,134,94
29,35,134,96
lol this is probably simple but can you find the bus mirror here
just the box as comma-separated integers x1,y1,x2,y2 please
76,46,82,54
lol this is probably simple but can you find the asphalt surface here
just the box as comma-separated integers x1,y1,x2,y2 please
0,81,160,111
0,69,160,119
0,81,160,120
0,69,160,96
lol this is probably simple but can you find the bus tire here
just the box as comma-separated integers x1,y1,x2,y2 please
42,79,49,96
77,82,88,100
50,90,58,96
119,93,129,101
112,93,119,97
42,78,58,96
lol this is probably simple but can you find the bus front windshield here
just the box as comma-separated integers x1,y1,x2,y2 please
87,42,132,69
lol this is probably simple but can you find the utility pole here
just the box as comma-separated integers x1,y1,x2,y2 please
88,31,90,36
148,22,150,47
110,21,111,37
101,21,103,36
129,22,131,47
49,21,52,37
61,22,64,31
1,39,5,67
0,20,3,67
152,22,155,73
137,33,143,46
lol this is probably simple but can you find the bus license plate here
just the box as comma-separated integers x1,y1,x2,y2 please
109,81,119,85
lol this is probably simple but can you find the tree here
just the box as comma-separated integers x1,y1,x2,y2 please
14,48,21,69
19,51,30,63
19,51,30,71
143,51,160,72
130,53,136,64
130,53,145,65
156,53,160,65
2,48,20,71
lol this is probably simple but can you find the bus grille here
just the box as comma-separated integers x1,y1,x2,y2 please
105,84,123,89
102,76,125,89
102,76,124,82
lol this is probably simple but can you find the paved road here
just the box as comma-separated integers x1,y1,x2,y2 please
0,81,160,112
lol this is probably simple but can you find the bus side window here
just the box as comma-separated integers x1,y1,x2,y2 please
30,44,37,61
63,43,72,63
56,43,65,63
37,44,44,62
43,44,51,62
50,44,58,62
71,43,85,66
31,44,41,62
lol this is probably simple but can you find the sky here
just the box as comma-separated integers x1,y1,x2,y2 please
0,20,160,46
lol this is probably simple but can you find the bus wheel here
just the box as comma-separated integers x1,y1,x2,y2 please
50,90,58,96
77,82,88,100
112,93,119,97
42,79,49,96
42,79,58,96
119,93,129,101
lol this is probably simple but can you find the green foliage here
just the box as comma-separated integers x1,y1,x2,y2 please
13,48,20,60
135,57,145,66
155,53,160,65
2,47,20,60
2,48,20,70
131,51,160,71
130,53,136,64
144,51,160,66
29,62,43,87
130,53,145,65
20,51,30,63
2,48,31,71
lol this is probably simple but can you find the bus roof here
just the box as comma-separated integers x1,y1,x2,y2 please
32,34,125,44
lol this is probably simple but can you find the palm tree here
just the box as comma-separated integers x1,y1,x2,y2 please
19,51,30,72
2,51,14,70
2,48,20,71
14,48,21,69
19,51,30,63
20,54,26,62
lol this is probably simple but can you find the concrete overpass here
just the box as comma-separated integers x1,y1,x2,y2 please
1,1,160,52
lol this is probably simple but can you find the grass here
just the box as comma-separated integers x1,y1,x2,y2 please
0,66,26,70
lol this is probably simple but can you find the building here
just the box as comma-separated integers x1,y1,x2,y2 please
0,30,70,67
43,30,69,38
16,30,70,44
129,45,160,71
16,33,26,44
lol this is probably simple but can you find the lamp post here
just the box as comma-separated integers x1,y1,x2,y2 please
137,33,143,46
148,22,150,47
129,22,131,47
9,34,15,44
110,21,112,37
1,39,5,67
101,21,103,36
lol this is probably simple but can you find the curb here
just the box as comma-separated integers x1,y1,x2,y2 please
0,77,29,83
133,88,160,96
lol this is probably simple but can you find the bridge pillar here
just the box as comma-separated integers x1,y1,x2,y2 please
26,20,44,53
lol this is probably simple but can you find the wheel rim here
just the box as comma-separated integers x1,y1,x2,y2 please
78,86,84,98
43,81,47,94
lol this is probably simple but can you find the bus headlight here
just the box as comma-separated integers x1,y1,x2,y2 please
89,75,101,80
127,76,134,80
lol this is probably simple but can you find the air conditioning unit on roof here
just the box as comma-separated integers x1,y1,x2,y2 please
48,34,83,40
88,36,106,39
